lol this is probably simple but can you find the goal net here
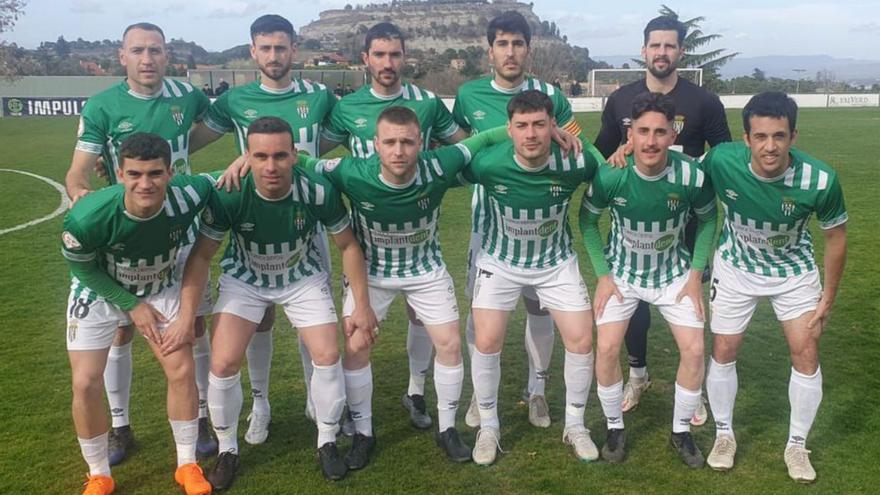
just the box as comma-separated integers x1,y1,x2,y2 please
588,68,703,96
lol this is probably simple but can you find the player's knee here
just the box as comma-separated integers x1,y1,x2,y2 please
680,337,704,362
71,371,103,399
210,356,241,378
596,336,622,359
790,344,819,374
165,358,195,387
711,335,740,363
309,346,340,367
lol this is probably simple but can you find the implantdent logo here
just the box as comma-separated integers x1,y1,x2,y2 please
538,220,558,238
654,233,675,251
767,234,790,248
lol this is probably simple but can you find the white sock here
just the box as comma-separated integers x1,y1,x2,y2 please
629,366,647,380
169,418,198,466
208,372,242,454
788,366,822,449
298,335,315,416
433,360,464,432
465,313,476,360
563,350,593,429
406,322,433,397
78,432,111,477
525,312,555,397
706,358,737,439
471,349,501,429
192,334,211,419
104,342,132,428
311,360,345,447
246,330,273,416
672,383,702,433
597,381,625,429
344,364,373,436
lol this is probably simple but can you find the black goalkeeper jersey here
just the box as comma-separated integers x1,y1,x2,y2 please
594,76,731,158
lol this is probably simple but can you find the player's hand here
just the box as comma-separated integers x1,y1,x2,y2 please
69,189,91,208
215,153,250,192
359,324,379,346
129,302,167,345
593,275,623,320
159,317,195,356
551,126,583,158
807,294,834,329
607,143,632,168
94,157,109,181
348,305,379,340
675,269,706,322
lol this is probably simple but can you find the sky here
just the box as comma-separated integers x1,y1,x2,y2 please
3,0,880,60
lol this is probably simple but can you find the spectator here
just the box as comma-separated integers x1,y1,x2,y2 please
570,80,582,97
334,83,344,97
215,79,230,96
202,83,213,96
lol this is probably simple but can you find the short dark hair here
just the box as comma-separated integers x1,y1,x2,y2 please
364,22,405,53
631,91,676,122
247,116,293,142
122,22,165,42
643,15,686,46
742,91,798,134
377,105,420,128
119,133,171,167
487,11,532,46
250,14,296,42
507,89,554,119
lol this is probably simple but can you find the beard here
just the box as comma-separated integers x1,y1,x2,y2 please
260,61,291,81
647,57,677,79
374,69,400,88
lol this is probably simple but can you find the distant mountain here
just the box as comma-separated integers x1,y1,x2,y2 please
593,54,880,84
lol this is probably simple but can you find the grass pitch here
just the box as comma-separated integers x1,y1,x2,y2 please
0,109,877,494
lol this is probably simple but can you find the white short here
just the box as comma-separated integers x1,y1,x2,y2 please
343,268,459,325
709,253,821,335
596,273,704,329
66,284,182,351
471,254,591,312
465,231,538,301
175,243,213,317
213,272,338,329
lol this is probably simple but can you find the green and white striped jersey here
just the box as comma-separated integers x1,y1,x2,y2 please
581,152,717,288
304,143,472,278
61,174,214,303
452,76,581,236
75,79,210,181
703,142,847,277
322,82,460,158
203,79,336,156
199,166,349,288
461,140,601,270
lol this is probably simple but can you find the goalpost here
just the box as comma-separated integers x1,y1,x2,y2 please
588,68,703,96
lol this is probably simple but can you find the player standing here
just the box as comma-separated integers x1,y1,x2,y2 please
64,133,213,495
320,22,469,430
593,15,731,420
452,11,583,429
702,92,847,483
65,22,216,465
581,92,717,467
464,90,601,465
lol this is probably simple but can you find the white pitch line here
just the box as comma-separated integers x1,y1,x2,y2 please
0,168,70,236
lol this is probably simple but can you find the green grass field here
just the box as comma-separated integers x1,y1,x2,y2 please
0,109,877,494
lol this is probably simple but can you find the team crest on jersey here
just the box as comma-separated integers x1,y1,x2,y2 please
294,210,306,230
673,115,686,134
417,194,430,210
67,321,77,343
494,185,508,195
360,201,375,211
613,196,628,207
781,197,796,216
241,223,255,232
169,226,185,242
170,105,184,126
550,183,562,197
117,121,134,132
472,110,486,121
355,118,368,128
244,109,258,119
667,192,681,211
202,207,214,225
62,231,82,249
296,100,309,119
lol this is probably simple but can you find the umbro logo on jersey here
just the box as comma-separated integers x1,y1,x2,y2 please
494,185,508,194
613,196,627,207
725,189,739,201
110,243,126,251
355,118,368,128
360,201,375,211
244,109,258,119
472,110,486,120
117,121,134,132
241,223,255,231
621,117,632,128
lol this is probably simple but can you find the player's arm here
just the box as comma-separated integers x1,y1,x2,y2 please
160,233,221,355
578,174,622,319
331,226,378,341
593,94,630,167
676,178,718,321
808,175,849,329
66,150,100,205
702,94,732,147
189,121,225,154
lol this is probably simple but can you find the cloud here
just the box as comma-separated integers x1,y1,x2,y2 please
70,0,104,14
201,2,269,19
852,22,880,35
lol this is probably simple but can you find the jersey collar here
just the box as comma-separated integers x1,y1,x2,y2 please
125,80,164,100
748,156,796,183
122,202,165,222
491,78,528,95
513,153,549,173
631,155,672,181
259,81,296,95
378,170,417,189
255,185,294,202
370,85,404,100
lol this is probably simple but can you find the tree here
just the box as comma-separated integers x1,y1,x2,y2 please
0,0,26,32
0,0,28,79
634,4,739,91
55,35,71,58
752,67,766,81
